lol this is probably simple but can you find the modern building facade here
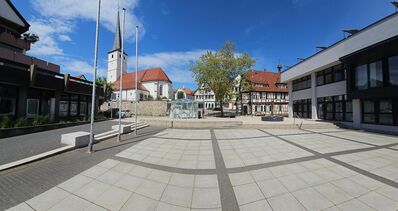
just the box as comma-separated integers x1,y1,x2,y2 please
0,0,102,122
281,11,398,133
240,70,289,116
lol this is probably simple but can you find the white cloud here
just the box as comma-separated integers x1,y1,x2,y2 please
58,34,72,42
31,0,144,41
28,18,74,56
128,50,208,83
57,58,107,78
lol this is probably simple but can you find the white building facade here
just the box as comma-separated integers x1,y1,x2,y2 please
193,85,216,109
107,11,172,101
281,12,398,133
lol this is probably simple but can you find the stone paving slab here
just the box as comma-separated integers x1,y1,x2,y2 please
5,127,398,211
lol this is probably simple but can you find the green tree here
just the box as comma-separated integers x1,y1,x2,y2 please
177,91,185,99
191,41,255,116
96,77,114,107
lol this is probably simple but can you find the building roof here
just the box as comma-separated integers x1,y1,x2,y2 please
113,68,172,91
282,12,398,81
111,9,122,52
175,87,193,95
244,70,288,93
0,0,30,33
74,74,87,80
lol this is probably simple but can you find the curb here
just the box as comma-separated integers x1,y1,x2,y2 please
0,145,75,171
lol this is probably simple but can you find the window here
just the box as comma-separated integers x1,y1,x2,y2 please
355,64,368,90
316,64,346,86
379,100,393,125
0,97,16,116
363,100,376,123
369,61,383,88
293,99,311,118
159,84,163,96
79,102,87,116
292,75,311,91
59,101,69,117
389,55,398,86
317,95,352,122
362,99,397,125
27,99,39,118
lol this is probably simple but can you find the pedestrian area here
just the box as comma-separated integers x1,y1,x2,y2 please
8,128,398,211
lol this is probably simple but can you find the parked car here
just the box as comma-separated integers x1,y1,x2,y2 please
117,109,133,118
103,108,119,118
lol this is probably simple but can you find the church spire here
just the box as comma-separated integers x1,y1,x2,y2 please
112,9,122,51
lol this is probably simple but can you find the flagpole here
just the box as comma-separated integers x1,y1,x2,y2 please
117,8,126,142
88,0,101,153
135,26,138,135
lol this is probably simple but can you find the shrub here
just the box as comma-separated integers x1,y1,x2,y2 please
32,115,49,126
0,116,12,128
14,118,30,128
95,112,106,121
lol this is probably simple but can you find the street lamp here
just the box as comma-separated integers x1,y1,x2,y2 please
117,8,126,142
134,25,138,135
88,0,101,153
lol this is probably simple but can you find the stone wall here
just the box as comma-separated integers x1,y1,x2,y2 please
100,101,169,116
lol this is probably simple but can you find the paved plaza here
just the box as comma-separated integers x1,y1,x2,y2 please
5,128,398,211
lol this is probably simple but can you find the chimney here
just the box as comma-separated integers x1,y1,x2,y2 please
277,64,282,72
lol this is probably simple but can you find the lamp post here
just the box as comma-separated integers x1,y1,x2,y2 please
117,8,126,142
88,0,101,153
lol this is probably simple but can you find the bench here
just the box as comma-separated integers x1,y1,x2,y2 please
61,131,92,147
111,125,131,134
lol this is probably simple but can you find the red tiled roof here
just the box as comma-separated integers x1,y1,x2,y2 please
74,74,87,80
244,70,288,92
113,68,171,91
174,88,193,95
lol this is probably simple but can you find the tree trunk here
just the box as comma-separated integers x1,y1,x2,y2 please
220,100,224,117
235,96,239,115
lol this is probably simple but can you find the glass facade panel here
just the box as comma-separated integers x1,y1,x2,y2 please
27,99,39,117
369,61,383,88
59,101,69,117
355,65,368,90
363,100,374,113
0,97,16,116
389,55,398,86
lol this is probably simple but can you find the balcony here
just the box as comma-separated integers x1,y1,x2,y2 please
0,32,30,51
0,47,60,73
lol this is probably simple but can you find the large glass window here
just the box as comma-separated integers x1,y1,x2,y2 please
292,75,311,91
355,64,368,90
27,99,39,118
79,102,87,116
0,97,16,116
363,100,376,123
316,64,346,86
379,100,393,125
389,55,398,86
369,61,383,88
293,99,311,118
317,95,352,122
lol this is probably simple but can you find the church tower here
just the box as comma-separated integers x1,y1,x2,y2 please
107,10,127,83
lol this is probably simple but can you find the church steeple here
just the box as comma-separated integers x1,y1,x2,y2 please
107,9,128,83
112,9,122,52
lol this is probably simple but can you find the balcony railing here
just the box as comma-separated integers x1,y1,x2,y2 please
0,32,30,51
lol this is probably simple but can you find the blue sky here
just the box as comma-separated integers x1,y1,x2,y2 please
13,0,397,90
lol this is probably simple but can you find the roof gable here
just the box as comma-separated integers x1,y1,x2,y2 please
245,70,287,92
0,0,30,33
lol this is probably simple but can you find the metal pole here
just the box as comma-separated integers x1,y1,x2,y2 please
135,26,138,135
88,0,101,153
117,8,126,142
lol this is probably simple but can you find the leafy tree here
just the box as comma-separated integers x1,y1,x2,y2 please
177,91,185,99
96,77,114,107
191,41,255,116
22,33,39,44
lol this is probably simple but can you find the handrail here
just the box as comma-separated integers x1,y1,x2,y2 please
293,114,303,129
